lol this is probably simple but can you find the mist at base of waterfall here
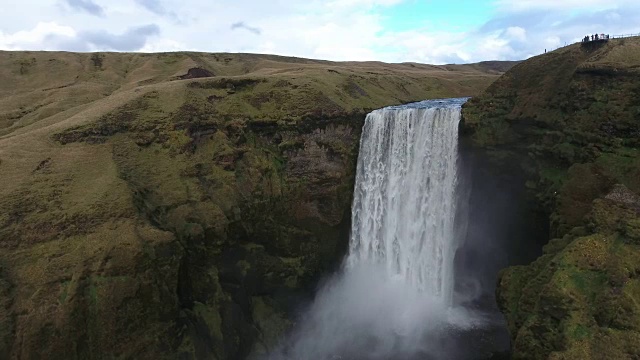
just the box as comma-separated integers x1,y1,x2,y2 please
267,263,494,360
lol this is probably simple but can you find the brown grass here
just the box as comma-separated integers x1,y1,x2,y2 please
0,50,510,358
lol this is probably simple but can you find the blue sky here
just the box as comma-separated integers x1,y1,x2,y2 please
1,0,639,64
380,1,493,33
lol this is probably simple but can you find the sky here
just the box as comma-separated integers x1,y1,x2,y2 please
1,0,639,64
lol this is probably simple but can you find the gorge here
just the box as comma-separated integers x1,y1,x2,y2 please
270,98,484,360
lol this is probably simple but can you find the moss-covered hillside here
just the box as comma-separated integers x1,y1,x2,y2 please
0,51,511,359
462,37,640,359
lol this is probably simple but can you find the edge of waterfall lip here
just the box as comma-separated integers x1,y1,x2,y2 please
383,97,470,111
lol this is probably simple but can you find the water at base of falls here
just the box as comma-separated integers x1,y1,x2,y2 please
267,98,506,360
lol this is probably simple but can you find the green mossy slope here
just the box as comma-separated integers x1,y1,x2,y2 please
463,37,640,359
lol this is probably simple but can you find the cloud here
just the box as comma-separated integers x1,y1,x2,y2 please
471,3,640,59
65,0,104,16
134,0,179,20
0,22,76,50
1,0,640,64
74,24,161,51
325,0,404,9
139,37,187,52
135,0,165,14
493,0,637,12
0,22,160,52
231,22,261,35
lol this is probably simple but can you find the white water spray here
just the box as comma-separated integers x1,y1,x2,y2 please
268,98,479,360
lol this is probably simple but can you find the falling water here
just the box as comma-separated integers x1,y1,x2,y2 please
269,98,480,360
347,98,465,305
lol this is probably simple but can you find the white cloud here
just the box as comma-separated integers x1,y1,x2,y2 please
64,0,104,16
0,21,160,52
492,0,635,12
0,22,76,50
139,38,187,52
325,0,404,10
505,27,526,42
0,0,639,64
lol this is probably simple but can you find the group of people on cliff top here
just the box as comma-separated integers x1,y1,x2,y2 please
583,33,610,42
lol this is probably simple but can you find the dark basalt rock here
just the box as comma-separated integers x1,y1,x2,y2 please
179,67,215,79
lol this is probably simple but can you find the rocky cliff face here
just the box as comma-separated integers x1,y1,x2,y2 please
462,37,640,359
0,52,510,359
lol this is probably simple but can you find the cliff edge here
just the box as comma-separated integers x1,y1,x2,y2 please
463,37,640,359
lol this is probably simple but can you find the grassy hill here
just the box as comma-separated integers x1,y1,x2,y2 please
0,51,514,137
463,37,640,359
0,51,511,359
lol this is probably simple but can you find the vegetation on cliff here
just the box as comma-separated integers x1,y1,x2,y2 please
462,37,640,359
0,51,512,359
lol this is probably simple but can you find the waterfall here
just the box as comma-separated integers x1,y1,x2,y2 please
269,98,474,360
347,98,465,305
